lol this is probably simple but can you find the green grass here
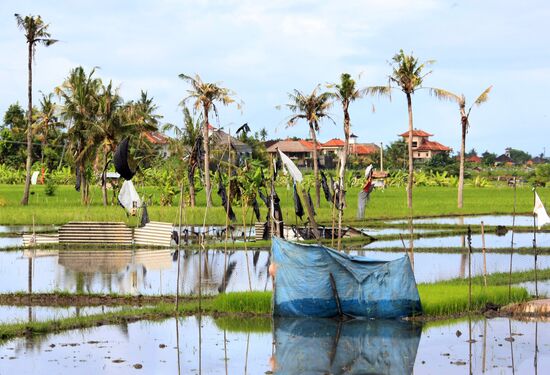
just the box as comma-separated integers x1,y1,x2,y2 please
209,291,272,314
0,184,548,225
418,284,528,317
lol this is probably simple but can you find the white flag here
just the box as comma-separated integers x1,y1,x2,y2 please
278,149,303,183
118,180,142,215
365,164,373,179
534,191,550,229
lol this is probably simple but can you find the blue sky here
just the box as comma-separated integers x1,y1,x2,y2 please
1,0,549,157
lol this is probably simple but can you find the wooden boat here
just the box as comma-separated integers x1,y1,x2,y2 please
271,237,421,318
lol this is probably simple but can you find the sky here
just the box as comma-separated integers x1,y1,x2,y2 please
1,0,549,157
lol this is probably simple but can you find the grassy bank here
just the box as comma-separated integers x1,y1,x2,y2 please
0,184,548,225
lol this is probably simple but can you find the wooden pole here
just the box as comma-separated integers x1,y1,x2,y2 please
380,142,384,172
509,180,517,300
175,180,184,311
467,226,472,312
223,133,232,292
481,221,487,287
242,199,252,291
533,188,539,299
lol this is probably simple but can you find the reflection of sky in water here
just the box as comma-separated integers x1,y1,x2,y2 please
1,247,549,292
0,249,271,296
0,306,122,325
365,231,550,249
0,316,548,374
0,225,57,233
349,250,550,283
386,215,535,227
0,237,23,248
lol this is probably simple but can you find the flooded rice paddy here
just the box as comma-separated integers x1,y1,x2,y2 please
0,244,548,295
0,315,548,374
387,214,535,227
0,305,122,325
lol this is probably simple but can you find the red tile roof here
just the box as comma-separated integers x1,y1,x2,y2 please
322,138,345,147
399,129,433,137
143,131,169,145
416,140,451,152
466,155,482,163
266,139,319,153
351,144,378,155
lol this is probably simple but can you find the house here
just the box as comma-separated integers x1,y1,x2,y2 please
399,129,451,161
320,136,379,158
209,128,253,165
143,131,170,158
466,155,482,163
266,139,319,167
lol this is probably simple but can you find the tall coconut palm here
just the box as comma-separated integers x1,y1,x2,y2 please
178,74,239,207
55,66,101,205
327,73,363,245
430,86,492,208
368,50,435,209
14,14,57,205
286,86,334,208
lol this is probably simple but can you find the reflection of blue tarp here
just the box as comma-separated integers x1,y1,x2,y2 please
272,237,421,318
273,318,422,374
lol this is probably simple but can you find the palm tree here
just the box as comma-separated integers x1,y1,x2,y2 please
430,86,492,208
327,73,363,246
55,66,101,205
178,74,239,207
286,86,334,208
95,81,124,205
368,50,435,209
34,92,63,165
14,14,57,205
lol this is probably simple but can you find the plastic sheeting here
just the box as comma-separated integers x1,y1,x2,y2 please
272,318,421,374
118,180,141,215
272,237,421,318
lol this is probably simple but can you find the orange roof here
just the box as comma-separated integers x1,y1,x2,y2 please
322,138,345,147
351,144,378,155
298,140,320,150
143,131,169,145
466,155,481,163
416,140,451,152
399,129,433,137
266,139,319,153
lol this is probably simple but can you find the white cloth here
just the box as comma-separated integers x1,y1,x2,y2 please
278,149,303,183
31,171,39,185
118,180,141,215
365,164,373,179
534,191,550,229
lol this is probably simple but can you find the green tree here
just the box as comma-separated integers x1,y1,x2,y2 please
368,50,436,209
1,104,26,167
430,86,492,208
178,74,239,207
34,92,64,166
286,86,334,207
55,66,101,205
14,13,57,205
482,151,496,166
384,140,408,170
508,148,532,165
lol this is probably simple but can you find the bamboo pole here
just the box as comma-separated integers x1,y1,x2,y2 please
533,188,539,299
223,133,232,292
481,221,487,287
175,180,184,311
509,180,517,300
242,199,252,291
467,226,472,312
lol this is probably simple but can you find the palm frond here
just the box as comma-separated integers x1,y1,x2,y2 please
428,88,461,103
474,85,493,106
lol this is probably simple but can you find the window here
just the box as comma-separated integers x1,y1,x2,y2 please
412,141,418,148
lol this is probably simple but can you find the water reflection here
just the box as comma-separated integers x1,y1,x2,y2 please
387,215,535,227
272,318,421,374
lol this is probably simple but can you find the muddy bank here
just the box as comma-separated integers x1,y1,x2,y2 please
0,293,207,307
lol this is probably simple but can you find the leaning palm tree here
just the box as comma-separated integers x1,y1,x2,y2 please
368,50,435,209
15,14,57,205
327,73,363,246
286,86,334,208
430,86,492,208
178,74,239,207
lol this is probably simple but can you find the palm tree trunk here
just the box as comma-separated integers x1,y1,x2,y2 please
309,125,320,208
458,111,467,209
21,42,33,206
202,107,212,207
337,104,350,250
188,164,196,207
101,152,108,206
406,93,414,209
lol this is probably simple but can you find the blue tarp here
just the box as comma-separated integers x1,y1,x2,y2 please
272,237,422,318
273,318,422,374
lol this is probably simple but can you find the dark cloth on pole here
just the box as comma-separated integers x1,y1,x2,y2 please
293,182,304,220
114,137,136,180
140,202,150,227
217,173,236,222
252,196,261,221
75,166,81,192
321,171,332,203
306,189,316,216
